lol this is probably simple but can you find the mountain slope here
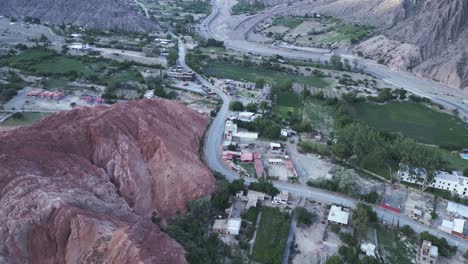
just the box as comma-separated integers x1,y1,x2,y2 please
0,99,214,263
0,0,156,32
315,0,468,89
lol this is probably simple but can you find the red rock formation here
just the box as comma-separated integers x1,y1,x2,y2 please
0,99,215,263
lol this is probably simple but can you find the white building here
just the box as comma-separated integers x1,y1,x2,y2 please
238,112,260,122
399,167,468,197
68,43,93,53
447,202,468,219
212,218,242,235
327,205,349,225
273,191,289,204
224,120,259,144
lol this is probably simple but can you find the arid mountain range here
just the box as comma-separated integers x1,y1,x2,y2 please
0,0,156,32
313,0,468,89
0,100,214,263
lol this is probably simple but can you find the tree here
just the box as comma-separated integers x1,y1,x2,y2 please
325,255,343,264
295,206,315,226
255,78,265,89
227,144,237,151
11,112,24,119
229,101,244,111
259,101,269,112
330,55,343,70
249,179,279,197
245,103,257,113
228,179,245,195
39,34,50,47
352,203,377,238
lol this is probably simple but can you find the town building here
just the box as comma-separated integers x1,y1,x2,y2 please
255,83,272,106
270,142,282,153
280,127,297,137
447,201,468,219
166,66,194,81
273,191,289,204
327,205,349,225
237,112,260,122
27,89,64,100
212,218,242,236
399,167,468,197
360,243,376,258
241,190,267,209
438,218,468,239
405,195,432,226
68,43,94,53
223,120,258,147
419,240,438,264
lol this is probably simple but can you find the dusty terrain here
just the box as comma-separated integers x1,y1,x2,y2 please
0,99,214,263
313,0,468,90
0,0,156,32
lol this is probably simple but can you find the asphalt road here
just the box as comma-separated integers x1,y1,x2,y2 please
199,0,468,120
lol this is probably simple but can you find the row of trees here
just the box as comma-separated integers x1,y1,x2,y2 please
331,98,447,190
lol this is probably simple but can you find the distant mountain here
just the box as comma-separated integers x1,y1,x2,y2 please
315,0,468,89
0,0,156,32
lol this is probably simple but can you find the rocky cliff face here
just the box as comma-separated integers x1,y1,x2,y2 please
0,99,215,263
315,0,468,89
0,0,156,32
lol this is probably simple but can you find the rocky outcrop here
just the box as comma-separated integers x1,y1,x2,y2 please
0,0,156,32
0,99,215,263
314,0,468,89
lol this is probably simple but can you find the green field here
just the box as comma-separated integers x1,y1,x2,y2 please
350,102,468,149
251,207,291,264
0,49,143,89
1,112,49,126
273,16,304,28
303,98,334,132
203,62,329,88
239,163,257,177
274,91,303,121
439,148,468,171
320,24,371,44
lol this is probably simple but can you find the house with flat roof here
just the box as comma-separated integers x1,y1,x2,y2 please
447,202,468,219
212,218,242,236
420,240,438,264
327,205,349,225
273,191,289,204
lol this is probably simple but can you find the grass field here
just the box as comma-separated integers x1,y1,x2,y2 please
273,16,304,28
303,98,334,133
1,112,49,126
350,102,468,149
0,49,142,88
251,207,291,264
439,148,468,171
203,61,329,88
239,163,256,177
274,91,303,121
319,24,371,44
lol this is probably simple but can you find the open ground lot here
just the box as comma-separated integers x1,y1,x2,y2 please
292,200,342,264
203,61,329,88
258,15,372,49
